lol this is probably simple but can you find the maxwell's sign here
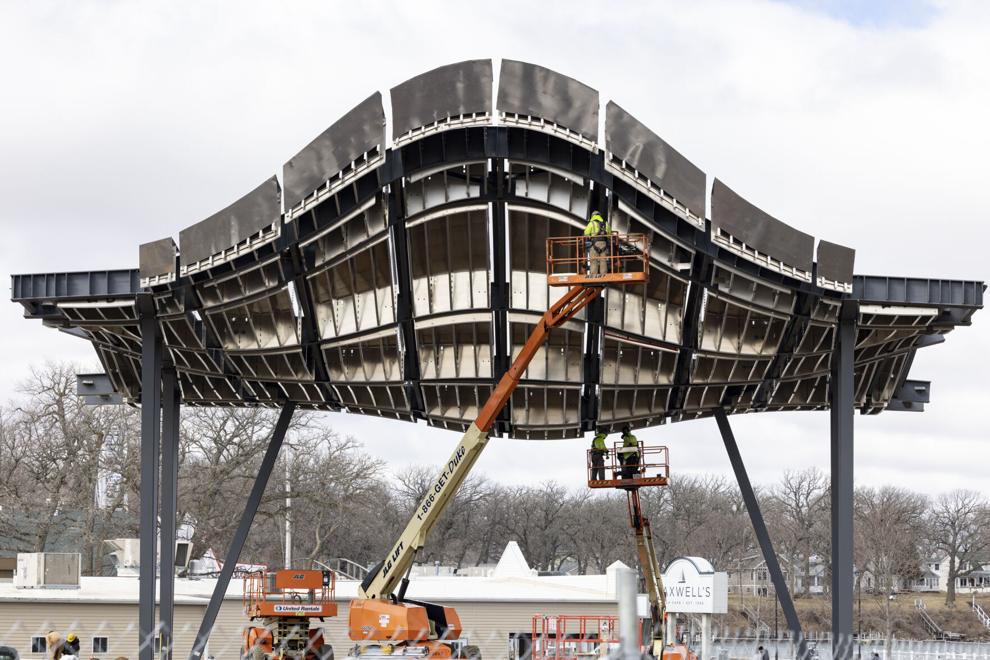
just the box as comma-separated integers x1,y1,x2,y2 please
661,556,728,614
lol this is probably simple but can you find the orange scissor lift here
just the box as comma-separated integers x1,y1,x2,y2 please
529,614,644,660
244,569,337,660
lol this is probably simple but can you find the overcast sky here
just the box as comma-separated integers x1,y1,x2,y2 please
1,0,986,497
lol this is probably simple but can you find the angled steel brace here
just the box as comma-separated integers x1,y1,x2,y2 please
714,408,808,660
188,402,296,660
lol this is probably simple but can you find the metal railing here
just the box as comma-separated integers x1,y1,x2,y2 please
546,233,649,284
242,570,335,619
531,614,641,660
972,600,990,630
586,442,669,488
326,557,369,581
741,604,771,638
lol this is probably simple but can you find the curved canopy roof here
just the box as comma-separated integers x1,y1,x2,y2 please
10,59,983,439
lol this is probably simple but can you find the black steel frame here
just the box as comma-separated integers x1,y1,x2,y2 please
10,122,984,660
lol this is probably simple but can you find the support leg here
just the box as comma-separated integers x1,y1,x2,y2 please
138,302,163,660
160,365,180,660
188,403,296,660
701,614,711,660
715,408,807,659
831,307,856,660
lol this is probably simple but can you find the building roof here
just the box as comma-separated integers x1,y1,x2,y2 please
10,59,983,438
0,570,625,606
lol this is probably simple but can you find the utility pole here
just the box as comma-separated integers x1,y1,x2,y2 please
284,446,292,570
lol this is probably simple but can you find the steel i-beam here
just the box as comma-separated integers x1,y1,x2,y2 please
138,298,163,660
159,365,181,660
830,305,856,660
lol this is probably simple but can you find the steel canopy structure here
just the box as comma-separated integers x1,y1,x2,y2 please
10,59,983,438
9,59,984,660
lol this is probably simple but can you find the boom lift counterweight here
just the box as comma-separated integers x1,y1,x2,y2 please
346,233,650,660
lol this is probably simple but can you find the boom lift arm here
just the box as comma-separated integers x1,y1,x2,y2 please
587,443,675,658
358,283,602,601
628,489,666,652
348,233,649,659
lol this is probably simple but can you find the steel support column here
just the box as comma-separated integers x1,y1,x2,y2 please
388,178,425,419
830,305,856,660
489,154,510,436
138,298,163,660
159,365,180,660
189,402,296,660
714,408,807,659
580,173,608,432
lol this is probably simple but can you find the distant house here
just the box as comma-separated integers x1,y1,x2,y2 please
725,553,826,597
909,565,940,592
858,557,990,594
931,557,990,593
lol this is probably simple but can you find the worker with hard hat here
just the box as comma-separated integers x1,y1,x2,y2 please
61,633,80,659
619,424,640,480
589,430,608,481
584,210,611,277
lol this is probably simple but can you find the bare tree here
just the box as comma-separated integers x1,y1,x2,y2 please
567,492,631,574
855,486,927,658
0,364,143,573
289,430,387,567
499,482,574,572
769,468,829,595
927,489,990,606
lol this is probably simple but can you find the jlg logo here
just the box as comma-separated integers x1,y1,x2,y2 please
382,542,404,578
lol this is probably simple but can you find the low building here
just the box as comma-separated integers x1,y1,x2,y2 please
0,544,627,660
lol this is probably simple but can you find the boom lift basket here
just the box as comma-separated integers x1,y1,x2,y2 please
546,233,650,286
586,442,669,489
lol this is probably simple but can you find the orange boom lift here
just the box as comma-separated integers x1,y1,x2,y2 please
345,232,650,660
586,446,695,660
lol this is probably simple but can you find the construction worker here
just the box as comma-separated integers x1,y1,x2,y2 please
620,424,640,480
584,210,611,277
61,634,80,659
589,431,607,481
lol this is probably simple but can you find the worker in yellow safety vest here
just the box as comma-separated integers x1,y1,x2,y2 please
589,431,607,481
584,210,611,277
619,424,640,480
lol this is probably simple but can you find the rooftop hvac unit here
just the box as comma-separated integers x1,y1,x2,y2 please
175,540,193,569
105,538,194,576
14,553,81,589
